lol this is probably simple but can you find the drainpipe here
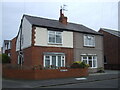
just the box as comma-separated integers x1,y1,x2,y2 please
19,18,23,68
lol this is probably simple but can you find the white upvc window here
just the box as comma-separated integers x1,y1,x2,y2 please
84,34,95,47
81,55,97,68
48,31,62,44
44,55,65,68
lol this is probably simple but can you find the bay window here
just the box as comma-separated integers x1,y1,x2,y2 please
44,53,65,68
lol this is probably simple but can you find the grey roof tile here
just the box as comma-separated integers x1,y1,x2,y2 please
24,14,102,35
101,28,120,37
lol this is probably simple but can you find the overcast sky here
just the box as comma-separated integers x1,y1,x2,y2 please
0,0,119,47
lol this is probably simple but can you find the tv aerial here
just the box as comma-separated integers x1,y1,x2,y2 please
61,4,68,13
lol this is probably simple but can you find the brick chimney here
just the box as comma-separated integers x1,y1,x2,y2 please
59,9,67,25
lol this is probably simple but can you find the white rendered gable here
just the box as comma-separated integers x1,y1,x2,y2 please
16,17,32,51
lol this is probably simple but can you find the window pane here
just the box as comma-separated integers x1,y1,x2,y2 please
49,31,55,34
93,60,96,67
56,32,61,35
83,56,87,59
58,56,61,67
93,56,96,60
83,60,87,64
45,56,50,59
89,60,92,67
45,60,50,67
88,56,92,59
87,36,91,40
49,34,55,43
56,35,62,43
45,56,50,67
52,56,56,66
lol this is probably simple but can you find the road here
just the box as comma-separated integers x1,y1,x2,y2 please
42,78,119,88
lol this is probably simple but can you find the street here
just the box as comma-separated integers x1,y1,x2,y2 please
42,78,119,88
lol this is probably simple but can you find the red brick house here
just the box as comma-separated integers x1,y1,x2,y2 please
99,28,120,70
9,9,103,72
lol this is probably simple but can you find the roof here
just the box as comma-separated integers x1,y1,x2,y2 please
23,14,102,35
100,28,120,37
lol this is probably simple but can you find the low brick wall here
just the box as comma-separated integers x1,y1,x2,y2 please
3,68,88,80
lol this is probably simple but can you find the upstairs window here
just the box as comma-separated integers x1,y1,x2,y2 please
48,31,62,44
84,35,95,47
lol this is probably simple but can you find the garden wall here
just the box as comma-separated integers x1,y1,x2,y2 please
3,68,88,80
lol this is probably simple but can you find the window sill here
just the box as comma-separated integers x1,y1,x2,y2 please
48,43,63,45
89,67,97,69
83,45,95,48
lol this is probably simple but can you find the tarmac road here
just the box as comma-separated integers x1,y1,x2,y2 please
42,78,119,88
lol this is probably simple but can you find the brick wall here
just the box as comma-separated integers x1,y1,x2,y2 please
3,68,88,80
11,37,18,65
23,46,74,67
99,29,120,69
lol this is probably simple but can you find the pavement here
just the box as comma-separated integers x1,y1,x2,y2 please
2,70,120,88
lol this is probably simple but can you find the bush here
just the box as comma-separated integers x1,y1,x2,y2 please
97,67,105,73
1,54,11,64
32,65,43,70
70,61,89,69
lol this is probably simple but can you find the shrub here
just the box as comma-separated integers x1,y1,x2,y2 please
70,61,89,69
1,54,11,64
97,67,105,73
32,65,43,70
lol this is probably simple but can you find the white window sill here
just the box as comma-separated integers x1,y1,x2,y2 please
48,42,63,45
89,67,97,69
83,45,95,48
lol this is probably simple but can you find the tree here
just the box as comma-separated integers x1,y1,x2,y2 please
0,54,11,64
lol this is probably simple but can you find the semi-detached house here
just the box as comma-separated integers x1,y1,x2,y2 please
11,9,104,72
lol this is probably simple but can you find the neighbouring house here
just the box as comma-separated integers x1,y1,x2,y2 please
99,28,120,70
2,40,11,56
10,9,104,72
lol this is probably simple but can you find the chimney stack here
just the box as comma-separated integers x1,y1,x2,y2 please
59,9,67,25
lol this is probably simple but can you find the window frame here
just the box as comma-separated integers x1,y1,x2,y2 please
81,55,97,68
84,34,95,47
48,30,63,44
44,55,65,68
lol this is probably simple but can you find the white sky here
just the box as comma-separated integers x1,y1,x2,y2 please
0,0,119,47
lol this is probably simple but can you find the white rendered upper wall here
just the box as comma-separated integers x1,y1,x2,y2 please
34,27,73,48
